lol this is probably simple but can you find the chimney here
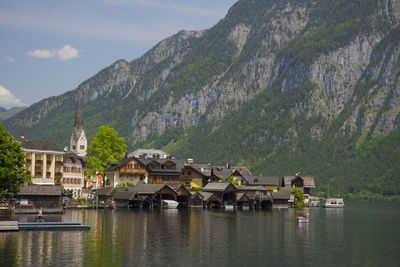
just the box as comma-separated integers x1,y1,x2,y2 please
226,162,231,169
187,158,193,164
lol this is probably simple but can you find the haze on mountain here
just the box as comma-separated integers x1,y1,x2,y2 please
3,0,400,199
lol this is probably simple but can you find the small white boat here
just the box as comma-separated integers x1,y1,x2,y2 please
324,198,345,208
161,200,179,209
296,216,309,223
224,205,234,210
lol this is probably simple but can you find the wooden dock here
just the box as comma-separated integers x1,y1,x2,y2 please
0,221,91,231
0,221,19,231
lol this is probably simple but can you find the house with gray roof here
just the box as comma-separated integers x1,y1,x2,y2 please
247,175,281,192
281,175,316,195
136,158,184,184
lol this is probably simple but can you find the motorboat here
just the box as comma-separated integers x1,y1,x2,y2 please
296,216,309,223
296,211,309,223
161,200,179,209
324,198,345,208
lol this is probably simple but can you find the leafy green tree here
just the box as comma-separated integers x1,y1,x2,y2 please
290,188,305,207
0,123,30,199
86,126,127,187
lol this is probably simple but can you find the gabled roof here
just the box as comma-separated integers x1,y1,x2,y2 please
96,187,115,196
106,156,147,171
63,152,85,165
271,191,290,200
128,149,170,159
203,182,237,192
112,187,136,200
167,183,191,196
237,193,250,202
236,186,270,192
247,175,280,186
132,183,168,194
184,163,212,177
282,176,316,188
136,158,184,174
19,185,63,196
21,140,64,152
198,192,222,203
211,166,252,180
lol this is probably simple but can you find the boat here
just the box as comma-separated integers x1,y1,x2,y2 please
296,211,309,223
296,216,309,223
161,200,179,209
324,198,345,208
310,200,320,207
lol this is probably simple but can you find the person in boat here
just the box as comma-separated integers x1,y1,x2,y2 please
37,208,43,222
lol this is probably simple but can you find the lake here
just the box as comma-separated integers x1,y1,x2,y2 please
1,202,399,266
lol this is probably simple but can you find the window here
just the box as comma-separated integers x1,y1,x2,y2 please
72,145,76,150
80,145,85,150
140,174,144,181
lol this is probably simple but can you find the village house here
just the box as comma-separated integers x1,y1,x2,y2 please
180,161,212,188
281,175,316,195
246,175,281,192
210,164,252,185
106,156,148,187
62,152,85,197
136,158,184,184
19,136,64,186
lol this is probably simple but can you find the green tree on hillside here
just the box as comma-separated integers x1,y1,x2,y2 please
86,126,127,187
0,123,30,199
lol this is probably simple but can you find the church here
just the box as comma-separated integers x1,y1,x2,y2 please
62,83,87,197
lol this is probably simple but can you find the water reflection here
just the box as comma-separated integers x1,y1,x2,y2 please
1,204,400,267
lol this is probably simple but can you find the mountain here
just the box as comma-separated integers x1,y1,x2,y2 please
3,0,400,199
0,106,26,121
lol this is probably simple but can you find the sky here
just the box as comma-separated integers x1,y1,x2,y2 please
0,0,237,109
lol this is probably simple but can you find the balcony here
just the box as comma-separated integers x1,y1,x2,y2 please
34,171,42,177
35,159,43,164
55,161,63,165
26,159,32,163
55,172,62,178
47,161,52,165
31,178,54,185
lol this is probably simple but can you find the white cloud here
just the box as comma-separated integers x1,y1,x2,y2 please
27,45,79,61
5,56,16,63
0,85,23,106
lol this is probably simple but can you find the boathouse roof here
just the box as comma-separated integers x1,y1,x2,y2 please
18,185,63,196
203,182,237,192
271,191,290,200
96,187,115,197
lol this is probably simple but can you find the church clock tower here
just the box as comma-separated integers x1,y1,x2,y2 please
70,82,87,156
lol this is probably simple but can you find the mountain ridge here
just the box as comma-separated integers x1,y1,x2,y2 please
3,0,400,197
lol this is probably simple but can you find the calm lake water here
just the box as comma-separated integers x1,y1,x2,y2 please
1,202,400,267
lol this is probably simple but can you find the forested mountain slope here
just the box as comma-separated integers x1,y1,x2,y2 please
4,0,400,198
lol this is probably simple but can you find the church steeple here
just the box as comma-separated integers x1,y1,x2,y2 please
70,82,87,156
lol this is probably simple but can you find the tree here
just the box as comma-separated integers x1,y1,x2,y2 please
290,188,305,207
0,123,30,199
86,126,127,187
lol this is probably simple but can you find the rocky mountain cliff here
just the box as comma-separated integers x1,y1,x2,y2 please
4,0,400,198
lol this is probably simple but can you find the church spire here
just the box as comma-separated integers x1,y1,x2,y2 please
74,81,84,131
70,81,87,156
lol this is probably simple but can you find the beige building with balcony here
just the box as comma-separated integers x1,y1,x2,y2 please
21,138,65,185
